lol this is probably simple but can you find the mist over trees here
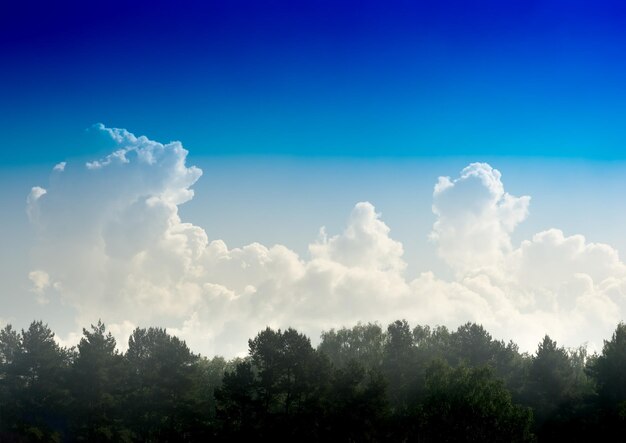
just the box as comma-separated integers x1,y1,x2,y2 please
1,320,626,442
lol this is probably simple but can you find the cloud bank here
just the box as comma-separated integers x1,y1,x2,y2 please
26,126,626,355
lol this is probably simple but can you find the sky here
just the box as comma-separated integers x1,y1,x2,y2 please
3,0,626,356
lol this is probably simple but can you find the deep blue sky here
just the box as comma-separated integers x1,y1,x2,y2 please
3,0,626,163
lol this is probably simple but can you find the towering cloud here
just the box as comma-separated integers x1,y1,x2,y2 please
26,126,626,355
431,162,530,275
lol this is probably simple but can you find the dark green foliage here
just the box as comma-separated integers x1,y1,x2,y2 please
4,319,626,441
70,321,127,442
248,327,319,414
319,322,385,372
123,327,209,441
419,361,534,442
526,336,578,418
0,321,73,442
0,324,24,440
589,323,626,406
196,355,240,421
218,327,334,440
383,319,419,410
214,326,392,441
215,360,259,438
587,322,626,438
324,360,389,442
519,335,596,440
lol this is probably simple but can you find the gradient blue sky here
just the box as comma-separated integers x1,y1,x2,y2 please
4,1,626,353
3,0,626,162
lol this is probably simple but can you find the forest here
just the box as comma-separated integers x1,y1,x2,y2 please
1,319,626,442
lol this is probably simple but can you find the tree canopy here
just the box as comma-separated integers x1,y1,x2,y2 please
2,318,626,441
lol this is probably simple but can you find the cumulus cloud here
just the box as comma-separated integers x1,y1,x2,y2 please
310,202,405,273
26,126,626,356
431,163,530,275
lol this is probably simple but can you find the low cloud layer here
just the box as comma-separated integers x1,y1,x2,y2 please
26,126,626,355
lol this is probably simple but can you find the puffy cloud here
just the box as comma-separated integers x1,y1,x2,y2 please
510,229,626,292
502,229,625,347
310,202,406,273
427,164,626,349
26,126,626,356
431,163,530,275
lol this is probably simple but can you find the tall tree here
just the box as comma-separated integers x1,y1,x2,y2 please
124,327,207,442
248,327,325,417
383,320,417,410
2,321,72,442
526,336,577,419
587,322,626,436
236,327,332,439
0,324,22,438
70,321,127,442
589,322,626,407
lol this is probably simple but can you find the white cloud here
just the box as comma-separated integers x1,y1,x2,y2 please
431,163,530,275
28,187,48,201
25,126,626,356
53,162,66,172
310,202,406,273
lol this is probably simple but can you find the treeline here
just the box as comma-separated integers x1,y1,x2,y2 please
1,321,626,442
